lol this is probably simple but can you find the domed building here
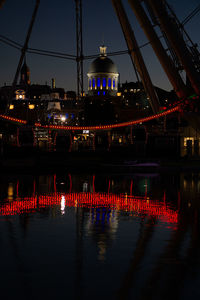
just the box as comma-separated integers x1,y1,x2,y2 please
87,46,119,96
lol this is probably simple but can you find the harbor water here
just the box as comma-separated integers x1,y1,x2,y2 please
0,171,200,300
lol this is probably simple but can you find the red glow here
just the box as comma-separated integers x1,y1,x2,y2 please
0,192,178,224
0,114,27,124
0,106,179,131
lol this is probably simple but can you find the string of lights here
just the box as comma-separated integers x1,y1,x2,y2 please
0,105,179,130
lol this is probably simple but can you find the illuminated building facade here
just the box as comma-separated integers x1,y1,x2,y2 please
87,46,119,96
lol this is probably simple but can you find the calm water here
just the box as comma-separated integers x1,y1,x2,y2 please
0,171,200,300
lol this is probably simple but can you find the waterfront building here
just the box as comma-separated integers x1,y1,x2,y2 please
87,46,119,97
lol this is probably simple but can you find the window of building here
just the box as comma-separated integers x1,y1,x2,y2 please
113,80,115,88
108,78,111,88
92,78,95,88
103,91,105,95
98,91,100,96
103,78,106,88
97,78,101,88
184,137,194,146
89,79,91,88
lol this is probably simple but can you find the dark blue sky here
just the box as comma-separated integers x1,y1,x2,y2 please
0,0,200,92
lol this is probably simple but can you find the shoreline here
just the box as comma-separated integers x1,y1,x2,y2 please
1,151,200,173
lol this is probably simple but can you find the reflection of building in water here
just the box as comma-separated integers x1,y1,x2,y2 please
180,173,200,209
86,208,118,261
7,183,14,201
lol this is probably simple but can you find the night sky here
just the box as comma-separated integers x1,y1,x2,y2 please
0,0,200,92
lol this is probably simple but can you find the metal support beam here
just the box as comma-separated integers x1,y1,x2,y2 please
128,0,188,100
111,0,160,114
147,0,200,95
75,0,84,100
7,0,40,110
12,0,40,92
0,0,5,9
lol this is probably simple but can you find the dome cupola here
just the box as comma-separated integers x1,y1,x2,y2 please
87,46,119,97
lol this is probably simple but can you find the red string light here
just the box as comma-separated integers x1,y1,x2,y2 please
0,106,179,131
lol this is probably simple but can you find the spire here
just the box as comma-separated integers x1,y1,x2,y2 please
20,58,31,86
100,45,107,57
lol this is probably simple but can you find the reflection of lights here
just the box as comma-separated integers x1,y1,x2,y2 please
0,192,178,224
61,195,65,215
83,182,88,192
8,183,14,201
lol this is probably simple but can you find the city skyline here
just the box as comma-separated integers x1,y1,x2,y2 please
0,0,200,92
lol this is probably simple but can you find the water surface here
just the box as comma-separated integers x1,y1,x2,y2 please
0,171,199,300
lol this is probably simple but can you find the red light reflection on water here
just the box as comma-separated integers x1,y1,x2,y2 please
0,192,178,224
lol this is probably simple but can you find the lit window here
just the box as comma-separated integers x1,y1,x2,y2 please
92,78,95,88
103,91,105,95
113,80,115,88
108,78,111,88
103,78,106,88
184,137,194,146
98,91,100,96
97,78,100,88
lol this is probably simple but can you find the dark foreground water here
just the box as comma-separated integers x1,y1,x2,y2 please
0,171,200,300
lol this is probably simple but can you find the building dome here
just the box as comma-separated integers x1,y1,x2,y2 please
89,56,118,74
87,46,119,97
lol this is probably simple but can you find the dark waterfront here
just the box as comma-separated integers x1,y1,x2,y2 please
0,170,200,300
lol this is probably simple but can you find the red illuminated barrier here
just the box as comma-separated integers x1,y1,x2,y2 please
0,106,179,130
0,192,178,224
0,114,27,124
